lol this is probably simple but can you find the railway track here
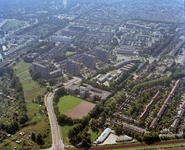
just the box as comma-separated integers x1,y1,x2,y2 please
69,139,185,150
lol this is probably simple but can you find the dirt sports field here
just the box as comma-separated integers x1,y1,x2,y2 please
65,101,95,119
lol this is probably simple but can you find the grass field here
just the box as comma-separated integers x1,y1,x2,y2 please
2,20,24,30
57,95,83,114
26,103,46,122
90,128,102,142
22,78,38,93
24,87,46,103
109,70,117,75
13,60,31,75
61,125,72,145
65,51,76,56
13,60,46,100
19,71,30,81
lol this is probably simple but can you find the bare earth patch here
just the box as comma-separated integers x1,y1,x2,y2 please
65,101,95,119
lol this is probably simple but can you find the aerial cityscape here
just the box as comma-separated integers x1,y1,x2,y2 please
0,0,185,150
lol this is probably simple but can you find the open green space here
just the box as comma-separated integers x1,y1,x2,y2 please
2,20,24,30
14,120,52,148
24,86,46,103
40,46,46,49
90,78,93,81
18,71,30,81
155,68,159,73
13,59,47,127
65,51,76,56
57,95,83,114
109,70,117,75
26,103,46,122
90,128,102,142
76,81,81,87
61,125,72,145
13,60,31,75
22,77,38,93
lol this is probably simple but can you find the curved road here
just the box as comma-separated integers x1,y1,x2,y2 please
45,93,64,150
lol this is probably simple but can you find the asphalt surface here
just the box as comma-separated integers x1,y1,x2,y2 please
45,93,64,150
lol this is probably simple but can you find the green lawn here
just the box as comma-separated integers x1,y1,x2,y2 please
76,81,81,87
57,95,83,114
24,86,46,103
26,103,46,122
109,70,117,75
19,71,30,81
90,128,102,142
13,60,31,75
155,68,159,73
22,78,38,93
90,77,94,81
61,125,72,144
2,20,24,30
65,51,76,56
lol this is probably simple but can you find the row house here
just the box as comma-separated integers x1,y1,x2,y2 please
150,79,181,129
140,91,160,120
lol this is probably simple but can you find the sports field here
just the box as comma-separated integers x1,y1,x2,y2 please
57,95,83,114
65,101,95,119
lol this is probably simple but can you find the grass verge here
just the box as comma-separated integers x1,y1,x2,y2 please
61,125,72,145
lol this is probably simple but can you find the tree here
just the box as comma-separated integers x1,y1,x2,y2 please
89,118,97,129
68,128,76,140
58,114,67,124
100,112,106,119
115,127,123,135
183,131,185,139
36,133,43,145
18,115,28,124
73,124,83,133
31,132,36,142
82,136,91,148
32,71,40,80
37,95,41,104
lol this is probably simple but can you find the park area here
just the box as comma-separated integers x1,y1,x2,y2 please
2,20,25,30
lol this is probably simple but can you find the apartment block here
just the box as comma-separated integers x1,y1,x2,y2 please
96,49,109,62
83,54,96,68
66,60,80,76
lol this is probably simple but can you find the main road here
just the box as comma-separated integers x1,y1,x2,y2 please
45,92,64,150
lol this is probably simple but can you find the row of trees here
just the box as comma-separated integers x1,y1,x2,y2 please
132,77,170,92
11,75,28,125
31,132,44,145
151,35,175,56
28,67,41,81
